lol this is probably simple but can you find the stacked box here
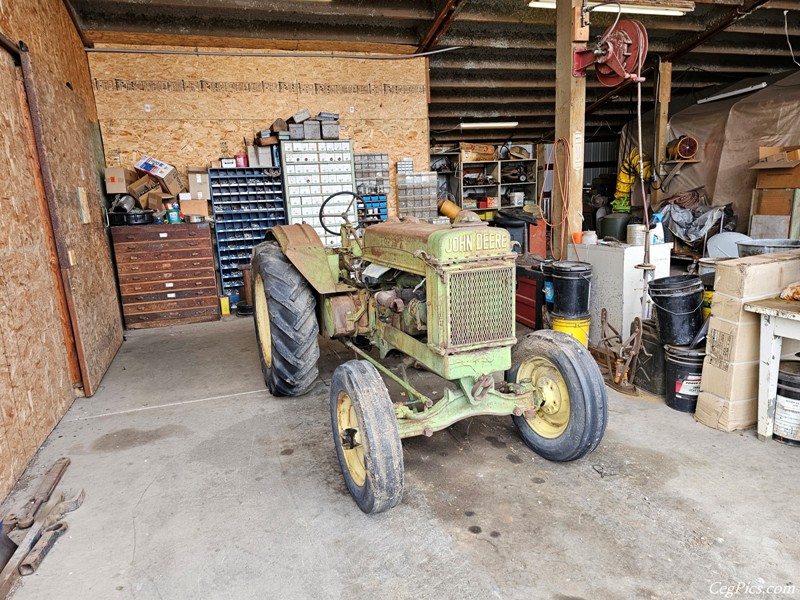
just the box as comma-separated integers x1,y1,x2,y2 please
397,172,438,220
697,251,800,432
354,153,390,195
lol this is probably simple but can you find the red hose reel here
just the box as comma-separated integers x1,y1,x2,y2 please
573,19,648,87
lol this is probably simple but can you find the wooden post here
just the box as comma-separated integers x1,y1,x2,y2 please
552,0,587,259
652,61,672,206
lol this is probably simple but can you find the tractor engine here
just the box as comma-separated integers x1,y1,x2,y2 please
358,215,517,360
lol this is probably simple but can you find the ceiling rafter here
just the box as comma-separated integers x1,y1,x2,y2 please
417,0,469,52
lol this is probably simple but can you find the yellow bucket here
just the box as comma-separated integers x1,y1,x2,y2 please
552,316,591,348
702,290,714,320
438,198,461,220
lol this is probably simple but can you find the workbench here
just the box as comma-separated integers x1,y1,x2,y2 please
744,297,800,441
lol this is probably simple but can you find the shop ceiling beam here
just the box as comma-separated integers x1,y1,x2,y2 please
82,31,418,54
587,0,772,115
417,0,469,52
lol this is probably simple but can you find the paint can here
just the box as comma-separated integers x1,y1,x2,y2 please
664,345,705,413
774,361,800,446
552,315,591,348
234,153,249,168
626,223,647,246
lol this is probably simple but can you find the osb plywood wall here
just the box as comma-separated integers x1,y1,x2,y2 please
0,0,123,499
88,48,431,214
0,53,72,496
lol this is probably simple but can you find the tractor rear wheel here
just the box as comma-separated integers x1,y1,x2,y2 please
251,241,320,396
507,330,607,461
330,360,404,514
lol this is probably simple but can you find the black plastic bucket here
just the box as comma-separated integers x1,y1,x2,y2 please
552,261,592,318
649,275,704,346
774,361,800,446
665,345,705,413
541,259,555,311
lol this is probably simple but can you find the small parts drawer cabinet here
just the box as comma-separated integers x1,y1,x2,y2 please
111,224,220,329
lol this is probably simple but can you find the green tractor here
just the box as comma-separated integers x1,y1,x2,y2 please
251,192,607,513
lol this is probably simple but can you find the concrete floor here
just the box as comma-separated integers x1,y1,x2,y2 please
3,318,799,600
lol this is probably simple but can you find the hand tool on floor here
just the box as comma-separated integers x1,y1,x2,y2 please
6,457,70,530
41,489,84,529
18,522,68,576
0,486,83,595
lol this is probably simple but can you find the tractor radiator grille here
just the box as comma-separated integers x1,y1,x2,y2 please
448,267,515,348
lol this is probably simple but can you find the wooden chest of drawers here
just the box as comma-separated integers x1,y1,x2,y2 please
111,223,220,329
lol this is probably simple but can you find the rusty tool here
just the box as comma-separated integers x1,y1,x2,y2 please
592,309,645,395
41,489,84,529
8,457,70,529
18,522,68,576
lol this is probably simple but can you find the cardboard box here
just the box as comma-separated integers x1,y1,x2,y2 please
247,146,258,168
289,124,304,139
751,160,800,189
460,142,497,162
146,191,174,211
127,175,160,200
256,146,273,168
134,156,185,196
759,146,800,161
709,290,775,323
104,167,137,194
694,391,757,432
220,158,236,168
187,167,211,200
753,189,795,216
179,198,209,217
321,121,340,140
706,316,761,364
303,120,321,140
714,252,800,298
700,356,760,402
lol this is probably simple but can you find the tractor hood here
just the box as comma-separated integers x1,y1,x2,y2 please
361,221,512,275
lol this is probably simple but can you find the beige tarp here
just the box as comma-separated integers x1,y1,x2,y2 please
620,70,800,231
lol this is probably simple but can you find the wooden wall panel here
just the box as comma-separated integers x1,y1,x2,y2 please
0,52,72,499
0,0,124,500
1,0,123,398
88,48,431,213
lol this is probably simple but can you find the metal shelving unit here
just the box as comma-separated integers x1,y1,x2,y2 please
281,139,357,246
209,167,286,302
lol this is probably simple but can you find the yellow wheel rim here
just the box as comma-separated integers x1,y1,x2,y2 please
336,391,366,487
516,357,570,438
254,275,272,368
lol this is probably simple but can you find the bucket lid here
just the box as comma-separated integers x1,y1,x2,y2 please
553,261,592,272
779,361,800,385
664,344,706,359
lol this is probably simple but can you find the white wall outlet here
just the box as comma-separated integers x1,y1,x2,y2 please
144,104,151,113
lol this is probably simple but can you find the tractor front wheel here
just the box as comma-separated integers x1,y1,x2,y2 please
508,330,607,461
330,360,404,513
251,241,320,396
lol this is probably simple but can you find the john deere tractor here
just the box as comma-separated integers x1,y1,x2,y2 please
251,192,607,513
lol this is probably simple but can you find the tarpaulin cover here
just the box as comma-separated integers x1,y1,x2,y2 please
620,70,800,231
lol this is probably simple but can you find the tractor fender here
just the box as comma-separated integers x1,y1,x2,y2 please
265,224,340,295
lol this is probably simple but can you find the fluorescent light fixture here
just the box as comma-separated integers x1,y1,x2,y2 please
697,82,768,105
528,1,692,17
460,121,518,129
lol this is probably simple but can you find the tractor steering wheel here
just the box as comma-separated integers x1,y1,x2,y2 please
318,191,365,236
